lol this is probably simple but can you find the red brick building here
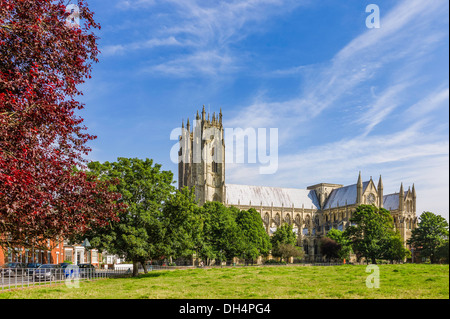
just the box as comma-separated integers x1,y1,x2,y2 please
0,240,65,265
0,240,101,267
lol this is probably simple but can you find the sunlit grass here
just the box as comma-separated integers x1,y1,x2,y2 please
1,264,448,299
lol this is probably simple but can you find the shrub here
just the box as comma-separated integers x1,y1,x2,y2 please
264,259,287,265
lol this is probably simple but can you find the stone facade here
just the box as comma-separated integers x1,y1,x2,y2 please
178,108,417,261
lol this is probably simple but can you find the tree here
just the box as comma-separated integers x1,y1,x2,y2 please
384,232,411,263
270,223,299,262
271,223,297,247
1,0,120,249
73,158,174,276
319,237,341,261
407,211,449,263
198,201,242,265
326,228,352,261
235,208,271,265
160,187,202,264
275,243,304,262
345,204,395,264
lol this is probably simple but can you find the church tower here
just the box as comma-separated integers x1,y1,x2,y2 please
178,106,225,205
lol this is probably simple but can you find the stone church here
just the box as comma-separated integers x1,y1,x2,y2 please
178,107,417,261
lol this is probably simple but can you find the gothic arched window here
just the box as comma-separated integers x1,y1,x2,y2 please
212,161,218,173
285,214,291,225
275,213,280,226
295,214,301,226
264,213,270,226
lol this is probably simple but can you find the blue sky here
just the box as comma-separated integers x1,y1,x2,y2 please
78,0,449,220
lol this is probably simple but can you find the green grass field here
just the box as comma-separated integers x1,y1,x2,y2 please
1,264,448,299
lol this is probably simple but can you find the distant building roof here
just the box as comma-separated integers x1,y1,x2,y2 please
323,181,369,209
383,193,399,211
225,184,320,209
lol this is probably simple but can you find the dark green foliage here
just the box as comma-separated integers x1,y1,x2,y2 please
384,232,411,263
197,201,242,264
235,208,272,264
160,187,202,261
271,223,297,247
345,204,396,264
270,223,301,261
325,228,352,261
408,211,449,263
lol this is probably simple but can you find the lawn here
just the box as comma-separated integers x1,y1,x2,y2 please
0,264,448,299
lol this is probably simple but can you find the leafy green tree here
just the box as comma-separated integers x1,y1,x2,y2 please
270,223,299,262
271,223,297,247
71,158,174,276
198,201,242,265
407,211,449,263
160,187,203,263
384,232,411,263
345,204,395,264
275,243,304,262
326,228,352,261
235,208,271,265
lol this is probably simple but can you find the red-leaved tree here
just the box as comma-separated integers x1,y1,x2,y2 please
0,0,124,250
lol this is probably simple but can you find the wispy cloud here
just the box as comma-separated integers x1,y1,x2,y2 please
224,0,449,218
144,50,236,77
356,82,411,136
227,0,448,131
116,0,156,10
270,65,306,77
104,0,305,76
405,86,449,121
102,36,181,56
162,0,299,45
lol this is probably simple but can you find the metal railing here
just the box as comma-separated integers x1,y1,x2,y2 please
0,267,130,292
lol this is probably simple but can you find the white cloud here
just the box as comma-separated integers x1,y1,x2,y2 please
356,82,411,136
270,65,306,77
101,36,181,56
405,87,449,121
143,49,236,77
223,0,449,219
226,0,448,140
116,0,156,10
106,0,305,76
233,0,447,127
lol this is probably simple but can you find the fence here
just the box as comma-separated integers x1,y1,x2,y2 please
0,267,130,292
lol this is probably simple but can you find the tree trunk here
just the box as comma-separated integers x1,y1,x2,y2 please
140,261,148,274
371,257,377,264
132,260,139,277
